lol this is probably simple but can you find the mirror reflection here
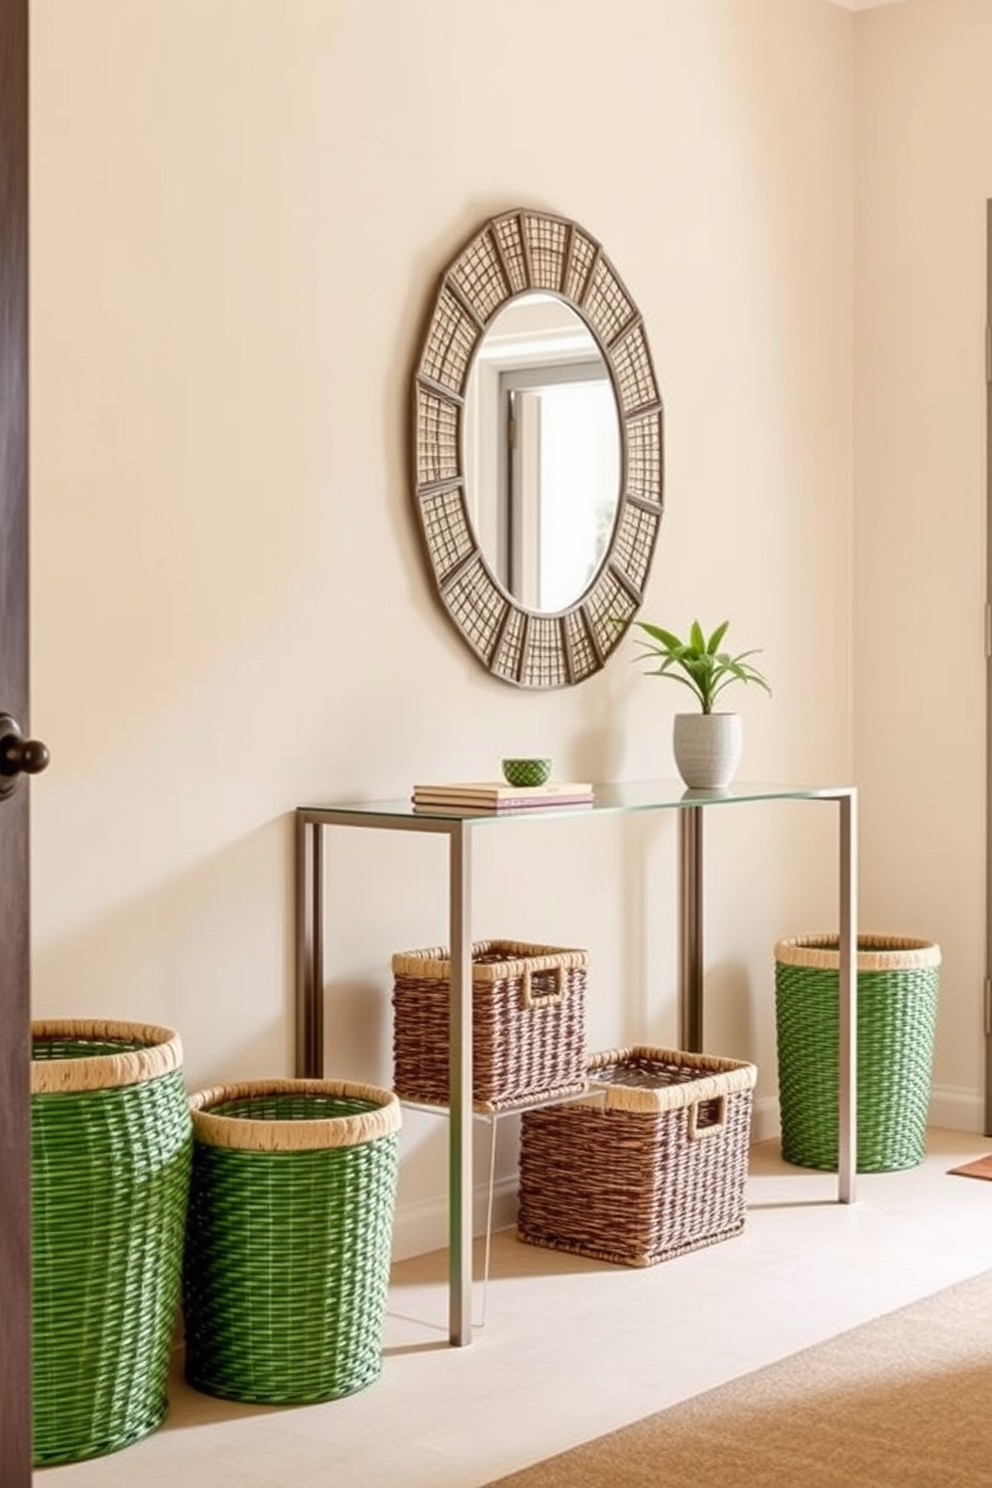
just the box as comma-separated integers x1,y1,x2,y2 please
463,294,621,614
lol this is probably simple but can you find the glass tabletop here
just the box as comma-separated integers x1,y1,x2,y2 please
297,779,855,822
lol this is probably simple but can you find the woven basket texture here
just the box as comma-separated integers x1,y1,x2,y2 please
391,940,588,1111
182,1082,400,1405
517,1046,756,1268
774,934,940,1172
31,1022,192,1467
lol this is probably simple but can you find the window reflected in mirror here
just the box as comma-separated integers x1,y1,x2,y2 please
463,294,621,614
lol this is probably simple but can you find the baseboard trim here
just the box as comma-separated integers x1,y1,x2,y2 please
751,1094,781,1145
927,1084,984,1134
753,1086,984,1144
391,1173,519,1263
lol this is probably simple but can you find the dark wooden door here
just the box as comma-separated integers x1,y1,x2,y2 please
987,199,992,1137
0,3,33,1482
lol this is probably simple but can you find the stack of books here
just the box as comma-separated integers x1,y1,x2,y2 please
411,781,596,815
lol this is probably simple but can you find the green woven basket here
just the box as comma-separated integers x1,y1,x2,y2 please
31,1019,192,1467
774,934,941,1173
183,1079,401,1405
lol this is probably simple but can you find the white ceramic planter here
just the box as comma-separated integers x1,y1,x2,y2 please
672,712,742,790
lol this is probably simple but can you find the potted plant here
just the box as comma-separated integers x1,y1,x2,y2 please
631,619,771,788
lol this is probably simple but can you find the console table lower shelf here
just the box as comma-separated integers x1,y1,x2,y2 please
398,1085,609,1331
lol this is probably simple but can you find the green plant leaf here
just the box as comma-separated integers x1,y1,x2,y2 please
634,621,683,651
706,621,730,654
628,618,770,711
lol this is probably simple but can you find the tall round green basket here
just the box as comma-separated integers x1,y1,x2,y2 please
182,1078,401,1405
31,1019,192,1467
774,934,941,1173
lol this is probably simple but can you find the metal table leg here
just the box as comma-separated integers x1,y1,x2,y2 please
295,809,475,1344
837,790,858,1203
294,814,323,1079
448,824,473,1346
678,808,704,1053
677,793,858,1205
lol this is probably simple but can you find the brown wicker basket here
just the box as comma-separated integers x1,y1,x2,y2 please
517,1045,757,1267
391,939,588,1112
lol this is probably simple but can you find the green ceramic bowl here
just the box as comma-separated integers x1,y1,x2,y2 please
501,757,552,788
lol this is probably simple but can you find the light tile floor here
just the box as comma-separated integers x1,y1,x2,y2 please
41,1130,992,1488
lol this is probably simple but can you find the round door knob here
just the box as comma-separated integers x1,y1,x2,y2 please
3,735,50,775
0,713,51,796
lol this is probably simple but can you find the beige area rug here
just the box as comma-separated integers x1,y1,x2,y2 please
949,1153,992,1181
482,1270,992,1488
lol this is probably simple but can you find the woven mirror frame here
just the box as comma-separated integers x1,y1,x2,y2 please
411,207,664,690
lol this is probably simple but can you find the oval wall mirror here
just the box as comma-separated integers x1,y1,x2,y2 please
411,207,664,689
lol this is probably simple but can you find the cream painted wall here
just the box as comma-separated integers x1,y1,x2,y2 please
854,0,991,1129
28,0,856,1255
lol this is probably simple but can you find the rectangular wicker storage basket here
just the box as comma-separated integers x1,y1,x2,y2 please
517,1045,757,1267
391,939,588,1111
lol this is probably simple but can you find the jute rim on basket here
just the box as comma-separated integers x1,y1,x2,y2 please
188,1078,403,1150
774,934,941,973
31,1019,184,1094
391,939,588,981
583,1045,757,1113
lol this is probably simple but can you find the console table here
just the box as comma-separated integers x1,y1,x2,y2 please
295,779,858,1346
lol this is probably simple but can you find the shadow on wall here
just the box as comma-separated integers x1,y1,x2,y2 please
703,957,758,1064
322,973,393,1086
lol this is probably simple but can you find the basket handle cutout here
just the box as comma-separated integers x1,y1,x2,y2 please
519,965,564,1011
688,1095,727,1141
